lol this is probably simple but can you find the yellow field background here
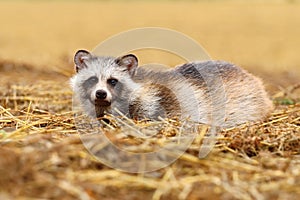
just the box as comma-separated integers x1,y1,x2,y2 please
1,1,300,199
0,0,300,88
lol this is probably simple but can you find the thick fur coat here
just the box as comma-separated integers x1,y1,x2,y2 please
70,50,273,128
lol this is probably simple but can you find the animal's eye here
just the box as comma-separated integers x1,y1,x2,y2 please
107,78,118,86
86,76,98,85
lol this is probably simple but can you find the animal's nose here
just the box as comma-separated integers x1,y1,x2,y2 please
95,90,107,100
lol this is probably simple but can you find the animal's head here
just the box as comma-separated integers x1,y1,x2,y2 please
71,50,139,117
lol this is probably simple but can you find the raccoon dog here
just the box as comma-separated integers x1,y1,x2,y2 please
70,50,273,128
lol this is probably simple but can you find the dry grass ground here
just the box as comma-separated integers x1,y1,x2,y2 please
0,1,300,200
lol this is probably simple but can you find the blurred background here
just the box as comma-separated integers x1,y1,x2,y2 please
1,2,299,200
0,0,299,92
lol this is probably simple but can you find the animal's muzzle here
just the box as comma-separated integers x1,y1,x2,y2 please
94,90,111,106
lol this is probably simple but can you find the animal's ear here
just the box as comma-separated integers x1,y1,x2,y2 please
115,54,138,76
74,50,92,72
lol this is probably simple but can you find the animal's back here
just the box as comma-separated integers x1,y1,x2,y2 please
174,60,274,128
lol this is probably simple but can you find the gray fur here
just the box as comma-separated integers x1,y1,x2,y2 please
70,50,273,128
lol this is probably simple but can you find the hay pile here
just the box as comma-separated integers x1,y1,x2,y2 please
0,65,299,200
